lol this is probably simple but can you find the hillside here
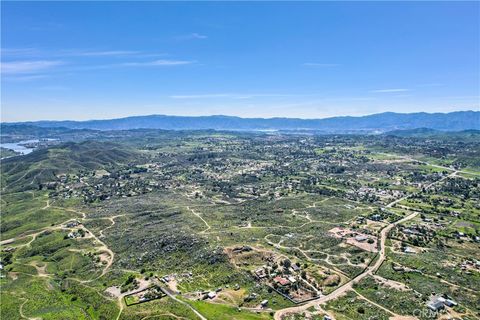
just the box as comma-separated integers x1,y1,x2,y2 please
0,124,100,144
8,111,480,132
0,140,138,192
384,128,480,139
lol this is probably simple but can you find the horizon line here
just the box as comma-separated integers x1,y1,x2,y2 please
2,109,478,124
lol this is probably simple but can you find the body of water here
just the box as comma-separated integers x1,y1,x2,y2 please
0,139,41,155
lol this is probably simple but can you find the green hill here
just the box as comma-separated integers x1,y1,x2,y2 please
1,140,138,192
385,128,480,140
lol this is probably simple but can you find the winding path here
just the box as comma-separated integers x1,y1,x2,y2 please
158,286,208,320
274,168,458,320
186,206,211,233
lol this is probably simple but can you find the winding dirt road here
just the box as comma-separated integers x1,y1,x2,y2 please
274,167,459,320
157,286,208,320
187,206,211,233
273,211,418,320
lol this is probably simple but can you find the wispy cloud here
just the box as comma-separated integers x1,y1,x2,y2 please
170,93,316,100
1,57,194,77
1,60,64,74
171,94,234,99
189,33,208,39
2,74,51,82
303,63,340,67
1,48,40,57
370,88,409,93
65,50,141,57
121,59,195,67
1,47,165,58
175,33,208,40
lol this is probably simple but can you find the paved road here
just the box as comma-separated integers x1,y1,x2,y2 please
273,211,417,320
274,168,458,320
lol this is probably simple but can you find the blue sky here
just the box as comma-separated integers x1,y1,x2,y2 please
1,1,479,121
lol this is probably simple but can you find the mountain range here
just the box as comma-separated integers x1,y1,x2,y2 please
5,111,479,133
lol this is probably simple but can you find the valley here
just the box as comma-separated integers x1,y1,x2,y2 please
1,127,479,320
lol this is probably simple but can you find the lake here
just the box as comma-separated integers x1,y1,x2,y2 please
0,139,40,155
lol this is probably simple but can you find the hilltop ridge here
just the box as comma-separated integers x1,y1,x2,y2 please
5,111,479,132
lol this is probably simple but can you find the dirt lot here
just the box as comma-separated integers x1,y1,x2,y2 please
372,275,409,291
329,227,378,252
224,245,278,267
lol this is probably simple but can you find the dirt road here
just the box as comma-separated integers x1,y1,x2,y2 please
273,210,417,320
274,168,456,319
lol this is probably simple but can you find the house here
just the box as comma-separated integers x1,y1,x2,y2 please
444,299,457,307
427,296,457,311
355,235,368,242
403,246,416,254
392,265,405,272
255,267,267,279
273,276,290,286
402,228,415,234
287,276,296,283
427,300,445,312
207,291,217,299
292,264,300,272
66,220,80,228
67,232,80,239
260,300,268,308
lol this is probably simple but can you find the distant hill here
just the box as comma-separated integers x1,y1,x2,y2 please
384,128,480,140
0,124,101,143
384,127,442,137
1,141,138,192
6,111,479,133
0,124,74,136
